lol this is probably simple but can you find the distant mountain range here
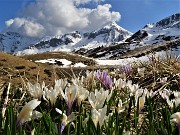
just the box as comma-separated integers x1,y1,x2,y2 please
0,13,179,58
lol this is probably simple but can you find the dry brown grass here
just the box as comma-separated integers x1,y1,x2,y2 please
131,54,180,91
0,52,56,89
0,52,97,90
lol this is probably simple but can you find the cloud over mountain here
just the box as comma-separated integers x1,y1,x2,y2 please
4,0,120,38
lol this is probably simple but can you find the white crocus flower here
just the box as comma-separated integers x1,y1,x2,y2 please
76,85,89,106
117,99,125,113
173,91,180,98
166,98,180,108
92,105,108,128
72,76,85,87
60,84,77,114
149,89,158,98
16,99,41,127
55,79,68,91
159,89,180,108
135,89,147,113
126,81,139,96
170,112,180,128
44,87,59,106
137,67,145,77
31,128,35,135
138,94,146,113
88,88,112,110
55,108,76,133
27,82,45,100
159,77,167,85
159,89,171,100
113,78,126,90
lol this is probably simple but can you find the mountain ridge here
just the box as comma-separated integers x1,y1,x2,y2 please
0,21,132,55
0,13,179,57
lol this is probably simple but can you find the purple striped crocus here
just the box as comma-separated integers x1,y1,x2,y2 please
96,70,113,89
117,65,132,75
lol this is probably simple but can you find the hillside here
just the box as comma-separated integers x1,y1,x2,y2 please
0,51,98,88
0,52,57,87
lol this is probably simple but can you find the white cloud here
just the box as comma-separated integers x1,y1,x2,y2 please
5,18,45,37
5,19,14,27
5,0,120,38
73,0,105,5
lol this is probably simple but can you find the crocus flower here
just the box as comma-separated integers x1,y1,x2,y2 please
55,79,68,92
117,99,125,113
55,108,76,133
91,105,108,128
88,88,112,110
126,81,139,96
138,94,146,113
159,77,167,85
148,89,158,98
166,98,180,108
135,89,148,113
118,65,132,75
173,91,180,98
27,82,45,100
159,89,171,100
72,76,85,87
76,85,89,106
113,78,126,90
16,99,41,127
137,67,145,77
96,70,113,89
170,112,180,128
44,87,59,106
60,84,77,114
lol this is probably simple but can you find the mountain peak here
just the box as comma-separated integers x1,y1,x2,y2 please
103,21,119,28
156,13,180,28
98,21,130,33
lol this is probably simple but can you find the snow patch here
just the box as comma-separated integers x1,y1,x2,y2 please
74,62,87,67
35,58,72,67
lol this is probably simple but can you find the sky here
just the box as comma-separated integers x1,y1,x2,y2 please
0,0,179,38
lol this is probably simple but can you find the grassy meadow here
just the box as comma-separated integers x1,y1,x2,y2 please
0,53,180,135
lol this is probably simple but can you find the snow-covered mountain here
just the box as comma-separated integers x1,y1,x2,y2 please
0,13,179,57
126,13,180,44
76,13,180,59
0,22,132,55
0,32,38,53
73,22,132,50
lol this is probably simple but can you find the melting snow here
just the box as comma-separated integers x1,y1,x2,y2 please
96,50,179,66
74,62,87,67
35,58,88,68
35,59,72,67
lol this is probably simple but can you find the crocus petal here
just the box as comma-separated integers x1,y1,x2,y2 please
31,111,42,120
92,109,99,127
27,82,44,100
170,112,180,127
55,108,76,133
45,87,59,105
139,95,145,113
16,99,41,127
98,105,107,127
66,84,77,114
91,105,107,128
96,70,101,79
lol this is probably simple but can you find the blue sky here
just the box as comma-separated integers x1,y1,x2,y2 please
0,0,179,36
